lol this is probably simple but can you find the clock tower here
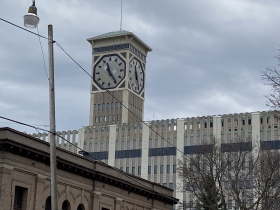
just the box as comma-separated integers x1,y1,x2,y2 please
87,31,152,126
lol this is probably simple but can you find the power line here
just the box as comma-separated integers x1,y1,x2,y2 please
0,115,178,203
0,17,49,40
37,26,49,80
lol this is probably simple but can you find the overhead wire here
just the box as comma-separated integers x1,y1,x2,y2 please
37,26,49,80
0,115,178,203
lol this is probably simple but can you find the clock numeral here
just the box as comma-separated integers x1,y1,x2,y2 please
96,72,100,75
129,77,132,80
98,66,102,68
102,82,105,86
103,60,106,63
140,72,143,74
138,65,141,69
118,75,122,79
120,69,124,72
97,78,101,81
141,78,143,81
129,70,131,73
130,64,132,68
109,57,111,61
119,63,122,66
115,58,118,62
108,83,111,87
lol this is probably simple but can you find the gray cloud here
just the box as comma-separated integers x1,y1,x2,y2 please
0,0,278,133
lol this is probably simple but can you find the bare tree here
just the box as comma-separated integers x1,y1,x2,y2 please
261,51,280,111
177,137,280,210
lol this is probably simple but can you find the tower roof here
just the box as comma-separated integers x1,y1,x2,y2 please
87,30,152,52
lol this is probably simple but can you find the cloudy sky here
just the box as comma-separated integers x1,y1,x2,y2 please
0,0,278,133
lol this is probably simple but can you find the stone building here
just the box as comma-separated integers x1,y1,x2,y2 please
0,127,178,210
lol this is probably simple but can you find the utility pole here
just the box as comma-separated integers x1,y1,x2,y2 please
48,24,58,210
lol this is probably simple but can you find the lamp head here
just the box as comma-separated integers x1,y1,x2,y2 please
24,0,40,29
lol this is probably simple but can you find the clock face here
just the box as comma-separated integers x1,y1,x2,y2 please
128,58,145,94
93,54,126,90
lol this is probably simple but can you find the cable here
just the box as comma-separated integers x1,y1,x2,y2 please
0,17,49,40
0,115,177,202
0,16,184,156
37,26,49,80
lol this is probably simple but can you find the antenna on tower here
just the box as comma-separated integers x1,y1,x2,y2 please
120,0,123,31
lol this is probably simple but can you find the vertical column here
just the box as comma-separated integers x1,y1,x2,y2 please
89,94,95,126
115,198,123,210
108,125,117,167
141,123,150,179
92,191,102,210
251,112,260,156
77,127,85,155
213,116,222,141
176,119,185,206
122,90,129,124
34,174,47,209
0,164,14,210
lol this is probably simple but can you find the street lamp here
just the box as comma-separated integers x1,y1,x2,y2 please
23,0,39,29
23,1,58,210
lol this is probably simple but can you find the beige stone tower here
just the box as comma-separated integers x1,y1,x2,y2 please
87,31,152,126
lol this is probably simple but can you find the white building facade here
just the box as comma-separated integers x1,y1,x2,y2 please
32,111,280,207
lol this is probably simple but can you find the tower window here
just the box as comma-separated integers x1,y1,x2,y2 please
115,102,119,108
120,102,122,108
94,104,97,110
98,104,101,110
106,103,109,109
117,115,120,121
111,102,114,109
108,115,111,121
113,115,116,121
95,117,98,123
104,116,106,122
13,186,28,210
102,103,105,110
99,117,102,122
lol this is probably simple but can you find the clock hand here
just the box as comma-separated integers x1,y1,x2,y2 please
134,66,140,89
106,63,117,84
134,66,140,90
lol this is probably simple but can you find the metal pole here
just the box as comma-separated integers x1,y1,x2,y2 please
48,24,58,210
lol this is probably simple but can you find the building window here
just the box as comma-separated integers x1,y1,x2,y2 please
95,117,98,123
104,116,106,122
154,165,157,174
111,102,114,109
126,167,129,173
117,115,120,121
98,104,101,110
94,104,97,110
99,116,102,122
167,165,170,174
62,200,70,210
13,186,28,210
148,166,151,174
138,166,141,175
120,167,123,171
160,165,164,174
173,164,176,173
45,196,51,210
120,102,122,108
115,102,119,108
106,103,109,109
77,204,85,210
132,167,135,175
102,103,105,110
163,183,167,187
113,115,116,121
108,115,111,122
169,183,173,189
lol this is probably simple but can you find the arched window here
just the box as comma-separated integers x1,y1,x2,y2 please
45,196,51,210
77,204,85,210
62,200,70,210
